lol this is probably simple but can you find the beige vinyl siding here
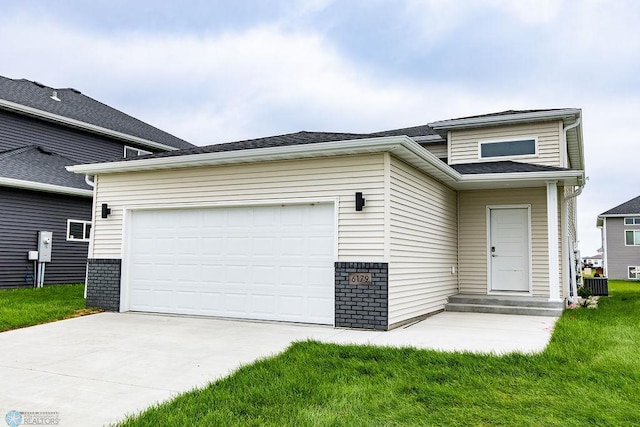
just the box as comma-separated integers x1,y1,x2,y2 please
388,157,458,326
90,154,386,260
458,187,550,297
421,142,448,160
449,121,562,167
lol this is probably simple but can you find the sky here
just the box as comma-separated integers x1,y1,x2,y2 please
1,0,639,256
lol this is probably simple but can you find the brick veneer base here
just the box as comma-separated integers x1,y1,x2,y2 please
335,262,388,330
86,258,121,311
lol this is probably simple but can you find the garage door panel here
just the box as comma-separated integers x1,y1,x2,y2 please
127,204,334,324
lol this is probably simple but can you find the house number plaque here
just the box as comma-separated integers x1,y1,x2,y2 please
348,272,372,285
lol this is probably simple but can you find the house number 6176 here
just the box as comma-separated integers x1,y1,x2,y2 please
348,272,372,285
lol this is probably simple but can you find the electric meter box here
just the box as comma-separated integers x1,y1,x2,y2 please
37,231,52,262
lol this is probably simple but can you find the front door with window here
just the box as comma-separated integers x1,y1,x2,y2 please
489,207,530,292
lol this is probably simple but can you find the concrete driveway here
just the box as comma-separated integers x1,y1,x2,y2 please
0,312,557,426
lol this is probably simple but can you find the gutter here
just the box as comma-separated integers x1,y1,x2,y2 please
0,177,93,197
429,109,582,130
0,99,180,152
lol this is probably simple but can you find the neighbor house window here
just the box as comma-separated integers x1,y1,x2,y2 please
628,266,640,280
124,146,152,158
67,220,91,242
625,230,640,246
624,217,640,225
479,138,537,159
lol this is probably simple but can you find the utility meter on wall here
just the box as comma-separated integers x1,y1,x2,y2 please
37,231,52,262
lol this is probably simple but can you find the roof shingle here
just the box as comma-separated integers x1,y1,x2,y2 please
0,146,92,190
0,76,193,149
600,195,640,216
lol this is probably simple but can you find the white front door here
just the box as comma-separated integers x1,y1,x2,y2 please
489,207,530,292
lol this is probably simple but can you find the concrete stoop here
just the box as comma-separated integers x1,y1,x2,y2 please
445,294,564,317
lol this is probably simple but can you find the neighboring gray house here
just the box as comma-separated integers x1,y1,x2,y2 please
597,195,640,280
0,76,194,288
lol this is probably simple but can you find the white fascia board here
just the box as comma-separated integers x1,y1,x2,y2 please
429,109,582,130
0,99,178,152
457,170,585,189
0,177,93,197
66,136,460,181
598,213,640,218
412,134,445,143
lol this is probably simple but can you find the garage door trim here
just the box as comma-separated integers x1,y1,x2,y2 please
119,198,339,324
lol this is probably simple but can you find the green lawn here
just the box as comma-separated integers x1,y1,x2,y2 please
0,284,98,332
118,280,640,426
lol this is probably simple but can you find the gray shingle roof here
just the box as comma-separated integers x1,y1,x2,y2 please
371,124,438,138
600,195,640,216
450,161,572,174
0,146,92,190
0,76,193,149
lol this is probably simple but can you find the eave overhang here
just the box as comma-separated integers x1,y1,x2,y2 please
0,177,93,197
68,136,585,191
0,99,179,152
428,109,582,131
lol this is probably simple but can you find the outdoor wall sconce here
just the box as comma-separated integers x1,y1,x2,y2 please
101,203,111,219
355,192,366,211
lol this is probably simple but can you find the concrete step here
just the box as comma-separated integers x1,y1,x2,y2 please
448,294,564,309
445,302,563,317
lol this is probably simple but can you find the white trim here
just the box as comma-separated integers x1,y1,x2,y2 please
477,136,538,161
624,229,640,246
486,205,533,295
67,135,585,190
66,219,92,242
124,145,153,158
547,181,561,301
0,99,182,152
383,152,391,262
560,121,567,168
429,109,581,130
602,218,608,277
0,177,93,197
624,217,640,225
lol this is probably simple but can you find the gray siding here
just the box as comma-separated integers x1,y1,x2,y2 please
0,110,159,163
605,217,640,280
0,187,92,288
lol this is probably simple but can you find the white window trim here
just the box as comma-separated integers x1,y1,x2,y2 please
628,266,640,280
124,145,152,158
624,229,640,246
624,217,640,225
67,219,92,242
477,136,538,161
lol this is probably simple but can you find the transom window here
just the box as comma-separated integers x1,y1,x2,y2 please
624,217,640,225
629,266,640,280
479,138,537,159
625,230,640,246
67,220,91,242
124,146,152,158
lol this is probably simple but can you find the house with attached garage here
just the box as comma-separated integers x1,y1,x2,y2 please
597,195,640,280
0,76,194,288
68,108,585,330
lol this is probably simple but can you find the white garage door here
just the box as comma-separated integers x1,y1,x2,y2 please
125,203,335,324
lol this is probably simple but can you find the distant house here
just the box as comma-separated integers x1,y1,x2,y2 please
597,195,640,280
0,76,194,288
69,108,585,329
581,254,603,268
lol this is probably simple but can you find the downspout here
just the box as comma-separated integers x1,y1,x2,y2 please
562,118,584,304
85,174,95,188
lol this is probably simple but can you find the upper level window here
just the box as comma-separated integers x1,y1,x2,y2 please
67,220,91,242
124,146,152,158
625,230,640,246
479,138,537,159
624,217,640,225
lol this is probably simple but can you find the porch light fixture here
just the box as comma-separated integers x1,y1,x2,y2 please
355,192,366,211
101,203,111,218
